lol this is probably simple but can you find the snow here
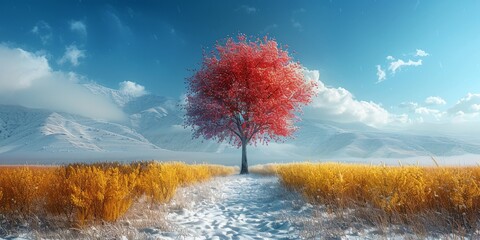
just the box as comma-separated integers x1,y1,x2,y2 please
156,175,309,239
127,175,460,239
0,106,159,155
133,175,478,239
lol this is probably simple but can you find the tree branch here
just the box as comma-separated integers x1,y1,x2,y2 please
226,125,242,139
247,124,264,142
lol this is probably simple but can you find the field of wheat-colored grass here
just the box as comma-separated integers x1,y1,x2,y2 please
0,161,236,228
259,162,480,234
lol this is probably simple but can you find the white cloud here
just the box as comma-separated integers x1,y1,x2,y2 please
393,114,411,124
388,59,422,74
31,21,52,45
425,96,446,105
448,93,480,116
399,102,419,110
303,69,391,127
0,46,51,90
451,110,480,123
399,101,444,120
376,49,428,82
58,44,86,66
119,81,147,97
414,107,440,115
472,104,480,112
398,94,480,124
304,69,320,83
239,5,257,14
0,44,125,121
376,65,386,83
70,20,87,36
415,49,429,57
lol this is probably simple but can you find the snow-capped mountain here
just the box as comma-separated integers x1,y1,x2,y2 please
125,94,228,152
1,82,480,163
294,119,480,158
0,105,159,154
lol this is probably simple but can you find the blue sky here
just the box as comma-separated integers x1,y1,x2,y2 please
1,0,480,130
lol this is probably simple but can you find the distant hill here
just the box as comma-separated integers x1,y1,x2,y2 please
1,82,480,163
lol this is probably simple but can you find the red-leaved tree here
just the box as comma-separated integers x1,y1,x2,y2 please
184,35,317,174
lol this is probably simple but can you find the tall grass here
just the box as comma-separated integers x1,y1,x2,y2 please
0,161,235,228
273,162,480,234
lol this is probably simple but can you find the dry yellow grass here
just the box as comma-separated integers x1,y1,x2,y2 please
273,162,480,233
0,166,53,218
249,164,279,176
0,161,236,227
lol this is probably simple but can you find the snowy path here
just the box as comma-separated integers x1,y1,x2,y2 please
155,175,312,239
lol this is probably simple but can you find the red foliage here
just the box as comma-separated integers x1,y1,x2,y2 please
185,34,316,147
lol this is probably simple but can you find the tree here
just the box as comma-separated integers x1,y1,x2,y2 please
184,35,316,174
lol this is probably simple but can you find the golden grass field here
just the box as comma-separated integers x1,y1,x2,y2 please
252,162,480,234
2,160,480,237
0,161,236,227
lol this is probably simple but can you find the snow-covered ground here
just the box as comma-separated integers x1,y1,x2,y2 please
131,175,467,239
140,175,478,240
0,175,313,240
1,175,477,239
156,175,310,239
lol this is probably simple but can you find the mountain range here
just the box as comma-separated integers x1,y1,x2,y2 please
1,83,480,165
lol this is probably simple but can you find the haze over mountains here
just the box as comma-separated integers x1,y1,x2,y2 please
1,83,480,165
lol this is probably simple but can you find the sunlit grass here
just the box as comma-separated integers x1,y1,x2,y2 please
0,161,236,227
259,162,480,234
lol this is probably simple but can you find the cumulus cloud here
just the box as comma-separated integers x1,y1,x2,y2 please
472,104,480,112
58,44,86,66
448,93,480,116
388,59,422,74
399,101,444,120
425,96,446,105
0,44,125,121
386,55,395,61
415,49,429,57
303,69,391,127
0,46,51,90
31,21,52,45
451,110,479,123
414,107,441,115
70,20,87,36
119,81,147,97
376,65,386,83
398,94,480,127
399,102,419,110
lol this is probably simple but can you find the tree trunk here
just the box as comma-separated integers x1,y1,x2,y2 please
240,139,249,174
